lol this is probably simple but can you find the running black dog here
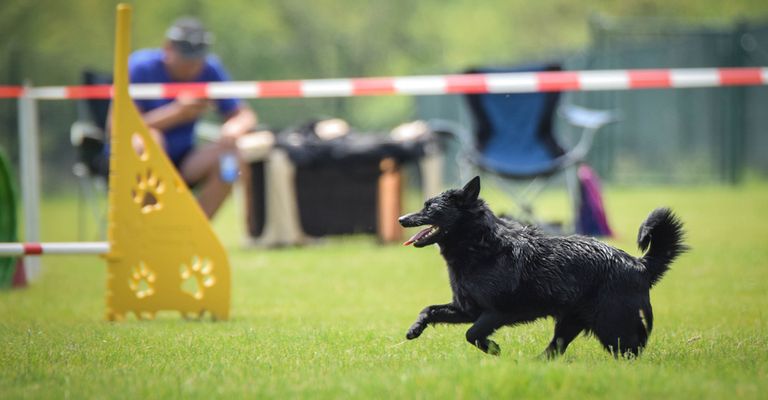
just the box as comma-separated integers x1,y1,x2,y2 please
399,176,687,357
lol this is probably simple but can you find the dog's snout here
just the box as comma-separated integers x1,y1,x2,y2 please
399,213,417,227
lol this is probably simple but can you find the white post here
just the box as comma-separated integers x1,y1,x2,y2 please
18,82,42,279
0,242,110,256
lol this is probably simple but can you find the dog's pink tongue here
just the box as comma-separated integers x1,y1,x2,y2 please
403,226,432,246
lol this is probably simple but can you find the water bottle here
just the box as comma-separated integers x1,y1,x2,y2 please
219,152,239,183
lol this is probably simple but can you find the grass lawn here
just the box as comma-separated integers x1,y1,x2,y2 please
1,181,767,399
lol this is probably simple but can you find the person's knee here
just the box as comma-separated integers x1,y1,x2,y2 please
148,127,165,148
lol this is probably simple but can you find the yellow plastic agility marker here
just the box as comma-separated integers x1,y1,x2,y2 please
105,4,230,320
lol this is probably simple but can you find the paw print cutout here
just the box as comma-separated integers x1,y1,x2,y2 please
128,262,156,299
180,256,216,300
132,168,165,213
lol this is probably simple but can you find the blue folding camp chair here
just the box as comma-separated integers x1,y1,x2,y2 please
428,63,619,233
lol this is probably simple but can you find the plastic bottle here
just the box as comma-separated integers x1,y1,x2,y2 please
219,152,239,183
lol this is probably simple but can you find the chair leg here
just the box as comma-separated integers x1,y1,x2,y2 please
487,172,580,234
76,171,109,241
564,165,581,233
95,179,109,240
489,175,541,223
519,176,547,202
77,176,87,241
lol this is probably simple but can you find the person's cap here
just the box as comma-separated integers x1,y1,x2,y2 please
165,17,214,59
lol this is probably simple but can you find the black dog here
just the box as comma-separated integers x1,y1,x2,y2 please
399,176,687,358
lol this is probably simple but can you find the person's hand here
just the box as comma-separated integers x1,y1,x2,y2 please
173,94,210,121
220,121,248,147
219,107,257,147
131,127,165,156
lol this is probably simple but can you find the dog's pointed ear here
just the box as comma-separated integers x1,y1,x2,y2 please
461,176,481,204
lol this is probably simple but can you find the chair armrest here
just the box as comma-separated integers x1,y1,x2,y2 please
556,104,622,167
559,104,621,130
70,121,104,146
425,119,474,149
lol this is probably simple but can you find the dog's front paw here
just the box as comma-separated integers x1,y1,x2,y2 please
486,340,501,356
538,346,559,360
406,322,426,340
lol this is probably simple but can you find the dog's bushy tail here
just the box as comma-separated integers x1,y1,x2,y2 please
637,208,688,287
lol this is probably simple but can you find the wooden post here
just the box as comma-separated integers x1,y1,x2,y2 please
377,158,402,243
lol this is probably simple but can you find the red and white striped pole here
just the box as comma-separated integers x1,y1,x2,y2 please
0,242,109,256
0,67,766,100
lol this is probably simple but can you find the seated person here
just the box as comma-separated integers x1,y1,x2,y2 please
102,17,257,219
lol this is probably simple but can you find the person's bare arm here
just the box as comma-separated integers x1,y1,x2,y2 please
105,101,166,150
219,105,257,145
141,94,211,131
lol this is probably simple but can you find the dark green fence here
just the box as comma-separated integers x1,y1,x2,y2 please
418,17,768,185
0,150,17,288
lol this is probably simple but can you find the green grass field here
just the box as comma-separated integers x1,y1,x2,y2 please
1,182,767,399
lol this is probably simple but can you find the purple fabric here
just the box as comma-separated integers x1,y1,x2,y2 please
576,164,613,237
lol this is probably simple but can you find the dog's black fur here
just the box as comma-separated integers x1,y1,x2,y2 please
399,176,687,358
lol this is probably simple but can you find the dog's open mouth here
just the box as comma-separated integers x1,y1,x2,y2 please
403,225,441,247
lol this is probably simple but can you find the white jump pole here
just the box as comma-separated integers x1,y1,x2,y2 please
0,242,109,256
18,82,42,278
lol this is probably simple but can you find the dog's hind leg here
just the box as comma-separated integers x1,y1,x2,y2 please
542,315,585,359
465,312,508,356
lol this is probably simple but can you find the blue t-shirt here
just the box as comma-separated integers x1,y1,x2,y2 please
121,49,241,165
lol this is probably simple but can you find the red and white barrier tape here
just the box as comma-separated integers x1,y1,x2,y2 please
0,242,109,256
0,67,766,100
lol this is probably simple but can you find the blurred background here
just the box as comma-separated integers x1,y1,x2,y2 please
2,3,767,395
1,0,767,193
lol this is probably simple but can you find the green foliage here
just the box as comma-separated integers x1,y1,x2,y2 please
1,182,767,398
1,0,767,189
